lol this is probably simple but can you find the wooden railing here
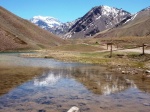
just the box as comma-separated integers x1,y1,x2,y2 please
105,42,150,57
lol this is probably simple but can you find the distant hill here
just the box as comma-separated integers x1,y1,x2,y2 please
0,6,67,51
94,6,150,38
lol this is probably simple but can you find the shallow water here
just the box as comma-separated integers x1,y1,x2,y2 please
0,53,150,112
0,53,88,68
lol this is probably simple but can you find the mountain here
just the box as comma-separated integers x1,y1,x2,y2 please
30,16,78,36
29,5,150,39
94,6,150,38
64,5,131,38
0,6,67,51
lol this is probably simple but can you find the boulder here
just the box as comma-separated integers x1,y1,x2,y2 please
67,106,79,112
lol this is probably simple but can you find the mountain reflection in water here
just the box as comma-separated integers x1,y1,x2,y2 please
32,68,137,95
34,72,61,86
0,66,150,112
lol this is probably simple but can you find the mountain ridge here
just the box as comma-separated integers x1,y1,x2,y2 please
94,6,150,38
30,5,150,39
30,16,78,36
65,5,131,38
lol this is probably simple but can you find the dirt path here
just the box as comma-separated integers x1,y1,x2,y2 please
101,44,150,54
118,48,150,54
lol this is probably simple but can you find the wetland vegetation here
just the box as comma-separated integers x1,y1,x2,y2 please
0,37,150,112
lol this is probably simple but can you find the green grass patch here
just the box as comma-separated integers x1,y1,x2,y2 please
127,53,150,62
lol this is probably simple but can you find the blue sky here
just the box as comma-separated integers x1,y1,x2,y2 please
0,0,150,22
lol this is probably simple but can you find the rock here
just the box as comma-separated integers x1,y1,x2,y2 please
146,75,150,78
125,79,132,85
143,103,150,106
118,68,121,71
145,70,150,74
38,110,46,112
122,71,125,74
67,106,79,112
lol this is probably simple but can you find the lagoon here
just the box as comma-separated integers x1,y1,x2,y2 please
0,53,150,112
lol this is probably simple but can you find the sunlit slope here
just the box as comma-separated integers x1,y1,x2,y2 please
94,7,150,38
0,6,67,51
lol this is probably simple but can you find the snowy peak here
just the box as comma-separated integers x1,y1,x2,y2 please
91,5,130,17
115,5,150,31
30,15,62,28
66,5,131,38
101,5,119,16
94,6,150,38
30,16,77,36
29,5,150,39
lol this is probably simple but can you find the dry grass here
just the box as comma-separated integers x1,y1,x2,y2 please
17,35,150,69
51,44,104,52
78,36,150,49
22,49,148,69
0,66,43,96
107,36,150,45
94,15,150,38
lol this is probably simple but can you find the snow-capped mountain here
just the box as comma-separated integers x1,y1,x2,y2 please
30,16,62,28
115,6,150,27
30,16,77,36
30,6,132,38
94,6,150,38
65,5,131,38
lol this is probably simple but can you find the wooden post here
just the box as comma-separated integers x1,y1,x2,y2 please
110,43,112,57
107,44,108,50
107,42,113,57
142,43,144,55
142,44,146,55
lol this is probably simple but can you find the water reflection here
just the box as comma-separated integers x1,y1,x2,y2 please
70,67,137,95
32,68,137,95
30,67,149,96
34,72,61,86
0,66,150,112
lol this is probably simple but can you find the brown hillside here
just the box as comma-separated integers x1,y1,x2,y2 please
94,8,150,38
0,6,67,51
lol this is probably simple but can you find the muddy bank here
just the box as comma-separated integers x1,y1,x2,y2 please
0,66,43,96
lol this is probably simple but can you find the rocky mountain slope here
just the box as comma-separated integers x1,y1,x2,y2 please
30,5,150,39
94,6,150,38
30,6,131,39
65,5,131,38
30,16,78,36
0,6,67,51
